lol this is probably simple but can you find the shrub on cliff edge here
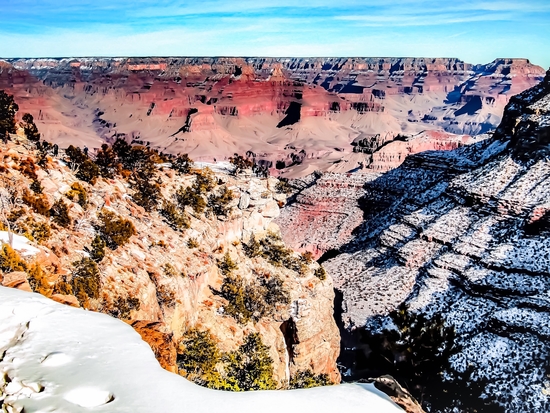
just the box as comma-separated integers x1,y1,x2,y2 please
289,370,332,389
177,328,224,388
0,242,27,272
50,198,72,228
223,332,277,391
71,257,101,304
0,90,18,139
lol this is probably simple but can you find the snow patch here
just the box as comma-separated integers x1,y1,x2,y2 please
0,231,40,256
41,352,73,366
64,387,114,407
0,287,403,413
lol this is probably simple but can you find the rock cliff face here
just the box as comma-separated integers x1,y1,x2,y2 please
0,57,544,177
277,172,379,259
309,71,550,411
0,140,340,385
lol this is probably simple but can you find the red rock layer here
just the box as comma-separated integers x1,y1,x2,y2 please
0,57,545,176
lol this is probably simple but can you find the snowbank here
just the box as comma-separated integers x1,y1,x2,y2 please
0,287,403,413
0,231,40,256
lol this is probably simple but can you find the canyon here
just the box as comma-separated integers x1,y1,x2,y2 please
1,55,549,413
0,57,545,177
280,70,550,411
0,138,341,388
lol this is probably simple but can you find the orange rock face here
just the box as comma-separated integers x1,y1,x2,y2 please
1,271,32,292
131,320,177,373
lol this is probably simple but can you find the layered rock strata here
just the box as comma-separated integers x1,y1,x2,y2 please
0,57,544,177
320,71,550,411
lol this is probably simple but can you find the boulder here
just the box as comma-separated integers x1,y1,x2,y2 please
1,272,32,292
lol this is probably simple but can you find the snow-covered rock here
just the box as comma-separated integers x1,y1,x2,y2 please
318,70,550,411
0,287,403,413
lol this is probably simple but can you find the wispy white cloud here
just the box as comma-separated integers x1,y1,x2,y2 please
336,12,515,26
0,0,548,69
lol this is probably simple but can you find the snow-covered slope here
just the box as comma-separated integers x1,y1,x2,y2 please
0,287,403,413
320,70,550,411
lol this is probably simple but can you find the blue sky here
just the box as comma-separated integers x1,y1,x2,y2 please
0,0,548,68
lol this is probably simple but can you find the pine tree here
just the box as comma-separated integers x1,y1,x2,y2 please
94,144,120,178
224,333,276,391
0,90,18,140
20,113,40,141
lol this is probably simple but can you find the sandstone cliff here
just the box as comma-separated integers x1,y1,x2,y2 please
0,57,544,177
0,139,340,386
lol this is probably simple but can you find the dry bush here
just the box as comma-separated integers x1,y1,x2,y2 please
130,172,161,212
208,186,234,216
22,190,50,216
215,257,289,324
176,185,206,214
172,153,194,174
107,295,140,319
245,232,307,275
50,198,72,228
156,283,177,307
314,266,327,281
187,238,199,249
66,182,88,209
19,157,38,180
163,263,185,278
71,257,101,304
15,216,51,243
53,277,73,296
97,209,136,249
27,262,53,297
90,234,105,262
0,242,27,272
289,370,332,389
76,159,99,185
160,200,190,231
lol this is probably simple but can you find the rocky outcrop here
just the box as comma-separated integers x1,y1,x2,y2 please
370,376,426,413
314,71,550,411
0,57,544,177
277,172,380,259
0,140,340,386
